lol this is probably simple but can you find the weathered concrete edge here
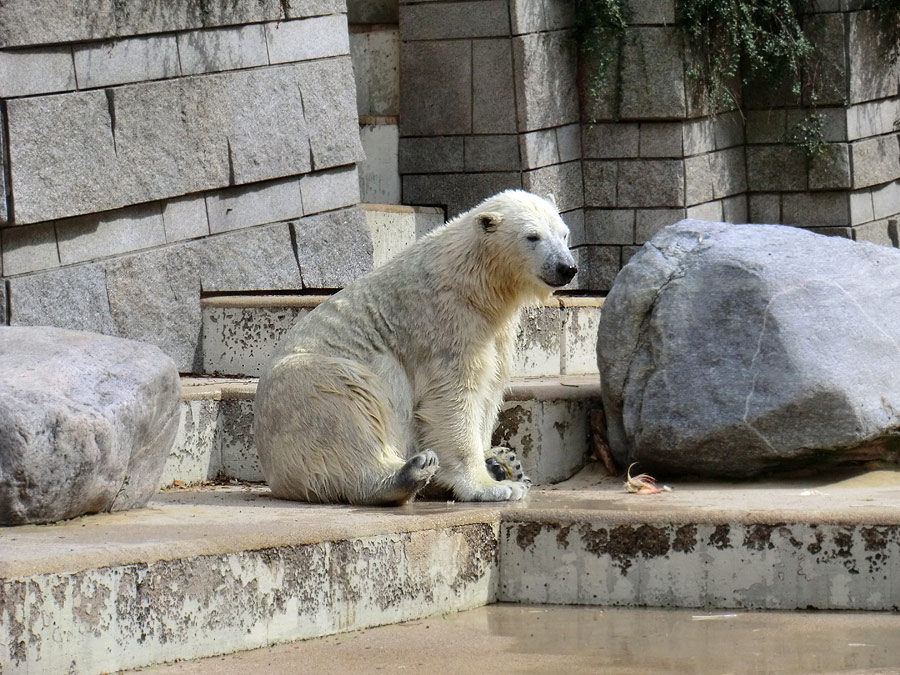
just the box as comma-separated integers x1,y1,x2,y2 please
197,292,602,311
0,523,500,675
200,294,334,310
180,374,603,403
499,518,900,610
0,506,506,580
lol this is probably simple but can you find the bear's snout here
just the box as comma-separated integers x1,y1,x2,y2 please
541,259,578,287
557,263,578,283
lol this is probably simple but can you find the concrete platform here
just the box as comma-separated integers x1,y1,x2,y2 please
3,465,900,674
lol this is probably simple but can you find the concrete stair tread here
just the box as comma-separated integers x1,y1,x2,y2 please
6,465,900,580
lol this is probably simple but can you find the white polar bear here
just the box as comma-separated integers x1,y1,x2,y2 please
254,190,577,505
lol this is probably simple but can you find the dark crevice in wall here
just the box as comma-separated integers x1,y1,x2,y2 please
104,89,118,156
226,139,235,186
0,100,15,225
2,279,9,326
287,221,306,287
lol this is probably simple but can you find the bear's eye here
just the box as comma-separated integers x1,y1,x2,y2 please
526,234,541,242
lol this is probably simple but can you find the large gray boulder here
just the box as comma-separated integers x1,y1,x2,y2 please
0,327,180,524
597,219,900,478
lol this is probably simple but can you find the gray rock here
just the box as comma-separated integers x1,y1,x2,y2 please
0,327,180,525
400,40,472,136
597,219,900,478
619,27,686,119
0,0,117,49
512,31,579,132
472,38,517,134
6,90,120,225
191,221,304,293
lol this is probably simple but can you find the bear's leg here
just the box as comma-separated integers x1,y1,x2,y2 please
255,354,436,505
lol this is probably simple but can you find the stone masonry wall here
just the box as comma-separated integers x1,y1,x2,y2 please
745,3,900,246
398,0,900,291
0,0,373,371
397,0,590,283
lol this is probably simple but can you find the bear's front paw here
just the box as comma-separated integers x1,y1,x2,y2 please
468,479,530,502
485,446,529,484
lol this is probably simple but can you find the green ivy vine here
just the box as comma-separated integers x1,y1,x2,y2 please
574,0,628,123
574,0,900,157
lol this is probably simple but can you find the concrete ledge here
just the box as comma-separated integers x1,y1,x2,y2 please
200,294,333,310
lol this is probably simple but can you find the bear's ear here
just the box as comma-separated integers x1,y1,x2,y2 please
545,193,558,208
477,212,503,233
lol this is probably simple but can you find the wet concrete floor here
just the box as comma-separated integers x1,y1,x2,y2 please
128,603,900,674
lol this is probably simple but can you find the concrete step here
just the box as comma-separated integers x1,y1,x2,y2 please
163,374,602,489
199,293,603,379
5,467,900,674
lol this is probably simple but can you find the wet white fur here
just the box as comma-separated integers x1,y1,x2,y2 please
253,190,573,503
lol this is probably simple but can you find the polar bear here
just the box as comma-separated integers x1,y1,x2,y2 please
254,190,577,505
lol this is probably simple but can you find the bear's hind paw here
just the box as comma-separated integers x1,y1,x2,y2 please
395,449,439,495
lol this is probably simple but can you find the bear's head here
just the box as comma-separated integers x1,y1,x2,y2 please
473,190,577,298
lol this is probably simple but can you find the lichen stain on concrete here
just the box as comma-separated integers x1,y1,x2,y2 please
708,524,731,549
860,526,898,575
781,527,803,550
2,580,27,665
329,539,365,605
492,405,533,456
514,522,543,551
578,523,671,573
453,523,498,586
831,527,860,575
743,524,781,551
556,524,572,550
72,574,113,638
807,528,824,555
672,524,697,553
269,544,328,616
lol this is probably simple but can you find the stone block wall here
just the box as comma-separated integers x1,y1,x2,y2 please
398,0,900,291
745,5,900,247
397,0,588,283
0,0,372,370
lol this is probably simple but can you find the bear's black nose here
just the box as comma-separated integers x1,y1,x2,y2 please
557,263,578,282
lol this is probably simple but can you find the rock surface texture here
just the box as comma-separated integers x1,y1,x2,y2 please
597,219,900,478
0,327,180,524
